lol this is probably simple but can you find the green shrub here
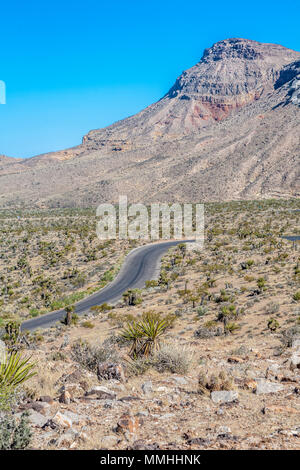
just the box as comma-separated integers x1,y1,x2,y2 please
0,412,32,449
293,291,300,302
267,318,280,332
81,321,95,329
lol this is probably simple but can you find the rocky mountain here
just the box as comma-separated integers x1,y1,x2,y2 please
0,38,299,208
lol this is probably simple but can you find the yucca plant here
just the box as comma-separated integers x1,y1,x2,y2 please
120,321,144,358
137,318,167,357
0,352,36,410
121,318,167,358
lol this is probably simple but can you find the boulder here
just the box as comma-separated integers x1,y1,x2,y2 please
44,411,72,429
290,352,300,371
210,390,238,404
255,379,284,395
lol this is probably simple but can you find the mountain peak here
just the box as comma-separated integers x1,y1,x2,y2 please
201,37,299,62
165,38,300,120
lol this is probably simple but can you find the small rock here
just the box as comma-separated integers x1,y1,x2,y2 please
172,376,188,385
27,410,49,428
56,429,77,448
217,425,231,435
156,386,169,393
255,379,284,395
86,386,117,400
136,411,149,417
59,383,83,398
243,378,257,391
39,395,54,404
63,410,86,425
59,391,71,404
228,356,244,363
141,381,153,395
101,435,120,448
262,405,300,415
292,338,300,350
129,440,160,450
211,390,238,404
116,413,143,435
158,413,174,420
97,362,126,382
290,352,300,371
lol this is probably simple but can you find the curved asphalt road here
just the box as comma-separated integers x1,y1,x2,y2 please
21,239,194,331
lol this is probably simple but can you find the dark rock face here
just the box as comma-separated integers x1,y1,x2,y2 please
0,38,300,207
275,60,300,89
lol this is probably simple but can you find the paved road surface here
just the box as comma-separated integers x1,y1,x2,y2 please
21,239,194,331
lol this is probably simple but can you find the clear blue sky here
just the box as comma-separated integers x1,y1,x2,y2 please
1,0,299,158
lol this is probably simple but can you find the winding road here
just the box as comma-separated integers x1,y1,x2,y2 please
21,239,194,331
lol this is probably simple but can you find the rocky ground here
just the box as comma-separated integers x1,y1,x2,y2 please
3,199,299,450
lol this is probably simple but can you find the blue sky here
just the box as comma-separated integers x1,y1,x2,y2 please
1,0,299,159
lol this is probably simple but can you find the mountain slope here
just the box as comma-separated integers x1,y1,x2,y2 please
0,38,299,208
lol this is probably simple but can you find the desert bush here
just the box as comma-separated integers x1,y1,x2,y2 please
90,303,112,313
151,343,193,374
198,369,233,395
215,289,231,303
0,412,32,449
126,357,152,377
196,306,208,317
71,339,119,373
280,325,300,348
265,302,280,314
145,280,158,288
194,321,223,339
293,291,300,302
257,277,267,292
267,318,280,332
81,321,95,329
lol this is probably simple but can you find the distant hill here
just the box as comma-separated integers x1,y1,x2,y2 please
1,38,299,208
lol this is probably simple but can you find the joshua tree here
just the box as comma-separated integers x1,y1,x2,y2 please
64,305,75,326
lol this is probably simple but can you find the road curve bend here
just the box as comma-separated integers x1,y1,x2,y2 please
21,239,194,331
